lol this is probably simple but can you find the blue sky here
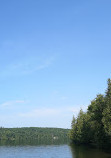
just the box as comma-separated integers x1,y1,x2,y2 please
0,0,111,128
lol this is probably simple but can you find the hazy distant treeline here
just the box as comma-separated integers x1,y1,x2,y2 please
69,78,111,149
0,127,69,145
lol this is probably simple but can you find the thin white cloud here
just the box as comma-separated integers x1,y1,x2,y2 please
0,104,88,128
15,100,25,103
60,96,68,100
0,100,26,108
19,108,60,118
19,105,86,118
1,56,55,77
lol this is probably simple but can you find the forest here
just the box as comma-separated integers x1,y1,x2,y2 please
0,127,69,145
69,78,111,150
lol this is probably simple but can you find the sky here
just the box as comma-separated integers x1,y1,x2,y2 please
0,0,111,128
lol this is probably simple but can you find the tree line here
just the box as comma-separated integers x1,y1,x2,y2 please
0,127,69,145
69,78,111,149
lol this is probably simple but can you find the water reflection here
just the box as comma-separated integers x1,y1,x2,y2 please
1,139,111,158
0,139,69,146
0,145,72,158
70,144,111,158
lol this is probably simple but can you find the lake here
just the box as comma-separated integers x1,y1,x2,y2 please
0,144,111,158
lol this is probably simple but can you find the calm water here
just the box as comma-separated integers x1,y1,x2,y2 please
0,144,111,158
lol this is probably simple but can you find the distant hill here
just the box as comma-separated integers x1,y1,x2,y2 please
0,127,70,145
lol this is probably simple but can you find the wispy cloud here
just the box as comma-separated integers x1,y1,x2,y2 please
1,56,55,77
0,104,88,128
60,96,68,100
19,108,60,118
19,105,87,118
0,100,26,108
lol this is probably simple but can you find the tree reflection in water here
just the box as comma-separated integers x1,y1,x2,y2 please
70,144,111,158
0,139,69,146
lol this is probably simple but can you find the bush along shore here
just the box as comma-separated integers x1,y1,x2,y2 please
69,78,111,150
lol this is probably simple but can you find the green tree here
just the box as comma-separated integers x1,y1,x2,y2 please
69,109,91,144
69,78,111,149
87,94,106,146
102,79,111,137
